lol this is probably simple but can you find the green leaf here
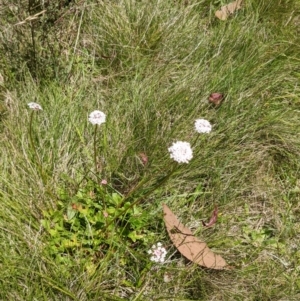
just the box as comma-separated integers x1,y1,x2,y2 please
129,217,144,229
49,229,57,237
123,202,131,209
111,193,122,205
107,207,116,214
78,208,89,216
67,206,77,220
77,189,85,198
133,205,141,215
41,219,50,230
128,230,144,242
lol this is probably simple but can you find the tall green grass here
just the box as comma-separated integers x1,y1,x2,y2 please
1,0,300,300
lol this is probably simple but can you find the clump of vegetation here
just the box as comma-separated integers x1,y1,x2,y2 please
42,181,153,270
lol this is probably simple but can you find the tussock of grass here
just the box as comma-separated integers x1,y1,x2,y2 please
1,0,300,300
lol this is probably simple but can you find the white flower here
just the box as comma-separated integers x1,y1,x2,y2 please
28,102,43,111
168,141,193,164
148,242,167,263
194,119,212,133
88,110,106,125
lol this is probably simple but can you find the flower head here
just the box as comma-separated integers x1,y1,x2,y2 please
168,141,193,164
88,110,106,125
194,119,212,133
28,102,43,111
148,242,167,263
101,179,108,185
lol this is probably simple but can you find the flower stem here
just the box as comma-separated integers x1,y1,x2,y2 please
29,111,46,185
93,124,98,173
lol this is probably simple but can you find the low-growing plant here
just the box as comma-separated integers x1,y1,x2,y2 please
28,101,213,274
26,106,156,271
41,180,154,269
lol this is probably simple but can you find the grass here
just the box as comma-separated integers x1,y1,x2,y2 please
1,0,300,300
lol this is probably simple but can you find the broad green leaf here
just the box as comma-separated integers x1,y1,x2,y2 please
111,193,122,205
128,230,144,242
67,206,77,220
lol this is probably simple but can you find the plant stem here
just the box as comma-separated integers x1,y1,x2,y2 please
93,124,98,173
29,111,45,184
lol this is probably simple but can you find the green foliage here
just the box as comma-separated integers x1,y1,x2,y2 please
1,0,300,300
41,181,153,268
0,0,77,83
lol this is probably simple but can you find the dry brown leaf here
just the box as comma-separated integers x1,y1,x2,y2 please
215,0,243,21
163,204,228,269
208,93,224,106
202,205,218,227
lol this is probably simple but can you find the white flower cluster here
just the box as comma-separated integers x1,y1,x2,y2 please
88,110,106,125
168,119,212,163
194,118,212,133
148,242,167,263
28,102,43,111
168,141,193,164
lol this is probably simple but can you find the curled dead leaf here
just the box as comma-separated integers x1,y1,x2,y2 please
163,204,228,269
202,206,218,227
215,0,243,21
209,93,224,106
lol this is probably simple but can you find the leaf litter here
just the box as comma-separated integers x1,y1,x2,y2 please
215,0,243,21
202,205,218,227
163,204,229,269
